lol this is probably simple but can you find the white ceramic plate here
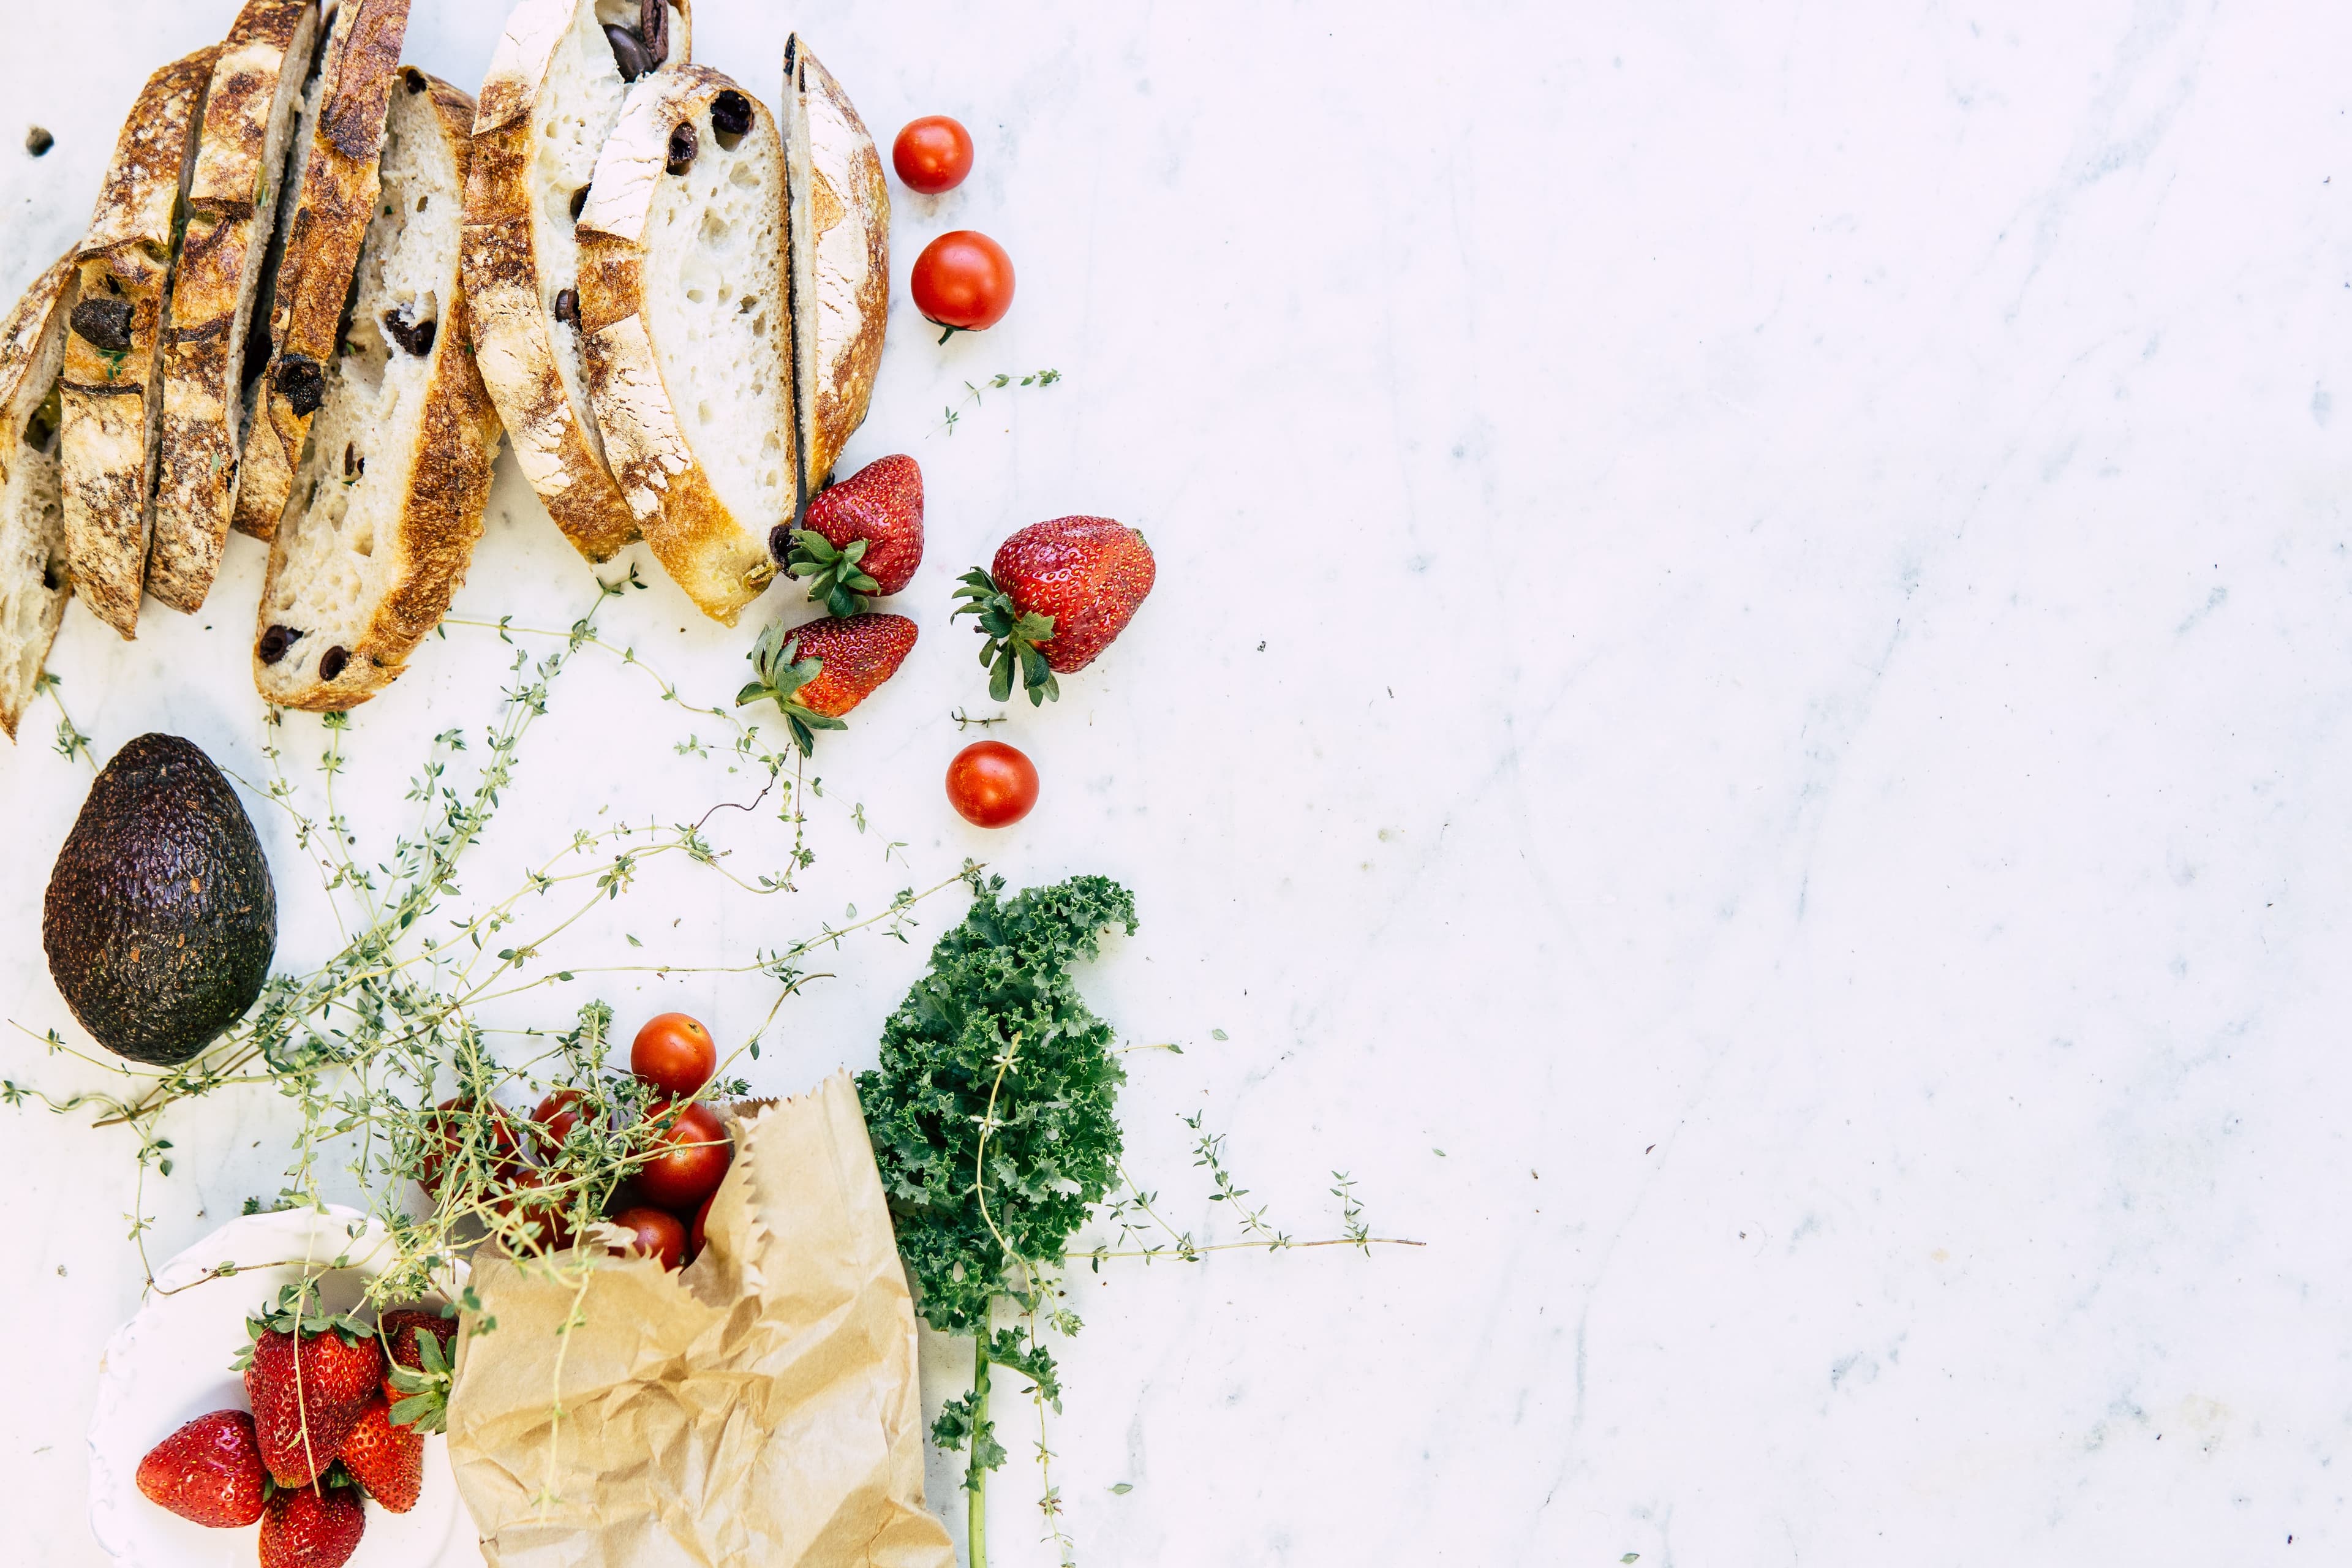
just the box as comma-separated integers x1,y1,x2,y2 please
86,1207,484,1567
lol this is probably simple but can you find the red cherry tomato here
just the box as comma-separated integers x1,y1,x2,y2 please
690,1191,715,1257
946,741,1039,828
634,1101,733,1210
497,1167,576,1252
631,1012,717,1098
910,231,1014,341
608,1205,687,1271
418,1097,523,1197
530,1089,593,1159
892,115,973,194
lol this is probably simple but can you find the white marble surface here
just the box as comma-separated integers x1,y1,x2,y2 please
2,1,2348,1562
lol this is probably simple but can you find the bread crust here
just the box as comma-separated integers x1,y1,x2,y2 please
0,255,77,450
233,0,413,543
255,73,502,713
577,64,782,626
149,0,321,614
0,253,79,741
461,0,692,564
59,46,218,640
790,39,889,496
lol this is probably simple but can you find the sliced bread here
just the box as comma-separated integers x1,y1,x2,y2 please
58,46,219,640
577,66,790,625
783,36,889,500
0,254,80,742
148,0,325,613
253,70,500,712
233,0,413,544
464,0,693,564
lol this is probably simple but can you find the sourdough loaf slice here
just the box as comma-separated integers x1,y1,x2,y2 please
233,0,413,543
252,70,500,712
464,0,692,564
0,255,80,741
58,47,219,640
578,66,789,624
255,70,499,710
783,36,889,500
148,0,325,613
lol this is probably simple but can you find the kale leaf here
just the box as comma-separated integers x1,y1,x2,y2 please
857,873,1137,1339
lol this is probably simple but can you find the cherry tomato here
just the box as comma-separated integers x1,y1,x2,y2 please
910,231,1014,341
946,741,1039,828
530,1089,594,1159
634,1101,733,1210
418,1097,523,1197
631,1012,717,1098
892,115,973,194
496,1167,576,1253
608,1205,687,1271
690,1191,715,1257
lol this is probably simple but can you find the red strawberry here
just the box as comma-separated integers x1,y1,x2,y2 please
134,1409,268,1528
737,613,919,754
258,1481,364,1568
377,1308,458,1403
777,454,924,613
238,1287,386,1487
337,1396,423,1513
954,516,1154,703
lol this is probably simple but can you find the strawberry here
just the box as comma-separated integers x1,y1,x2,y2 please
258,1479,364,1568
777,454,924,614
337,1396,423,1513
736,613,919,753
235,1284,386,1487
377,1308,456,1393
954,516,1155,704
134,1409,269,1528
377,1306,459,1429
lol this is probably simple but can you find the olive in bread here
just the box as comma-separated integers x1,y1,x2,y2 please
577,66,790,625
148,0,325,614
58,45,219,640
233,0,414,545
0,254,79,741
252,70,501,712
464,0,692,565
783,36,889,502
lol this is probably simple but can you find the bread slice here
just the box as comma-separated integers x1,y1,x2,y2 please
233,0,413,544
253,70,500,712
148,1,325,614
783,36,889,500
0,255,80,741
57,46,219,640
577,66,789,625
464,0,693,564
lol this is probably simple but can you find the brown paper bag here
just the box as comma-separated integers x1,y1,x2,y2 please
445,1072,954,1568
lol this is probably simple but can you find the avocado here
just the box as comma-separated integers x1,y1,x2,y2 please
42,733,277,1065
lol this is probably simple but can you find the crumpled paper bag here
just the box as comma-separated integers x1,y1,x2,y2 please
445,1071,954,1567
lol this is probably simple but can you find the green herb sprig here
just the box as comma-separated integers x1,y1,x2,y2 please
859,874,1134,1564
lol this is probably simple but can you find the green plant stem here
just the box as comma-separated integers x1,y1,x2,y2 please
969,1334,990,1568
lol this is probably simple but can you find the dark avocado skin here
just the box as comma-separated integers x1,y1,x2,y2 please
41,733,277,1066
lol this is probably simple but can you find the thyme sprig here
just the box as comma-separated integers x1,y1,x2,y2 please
935,369,1061,435
5,574,955,1496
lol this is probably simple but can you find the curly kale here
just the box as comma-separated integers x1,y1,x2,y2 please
856,873,1136,1553
859,873,1136,1335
